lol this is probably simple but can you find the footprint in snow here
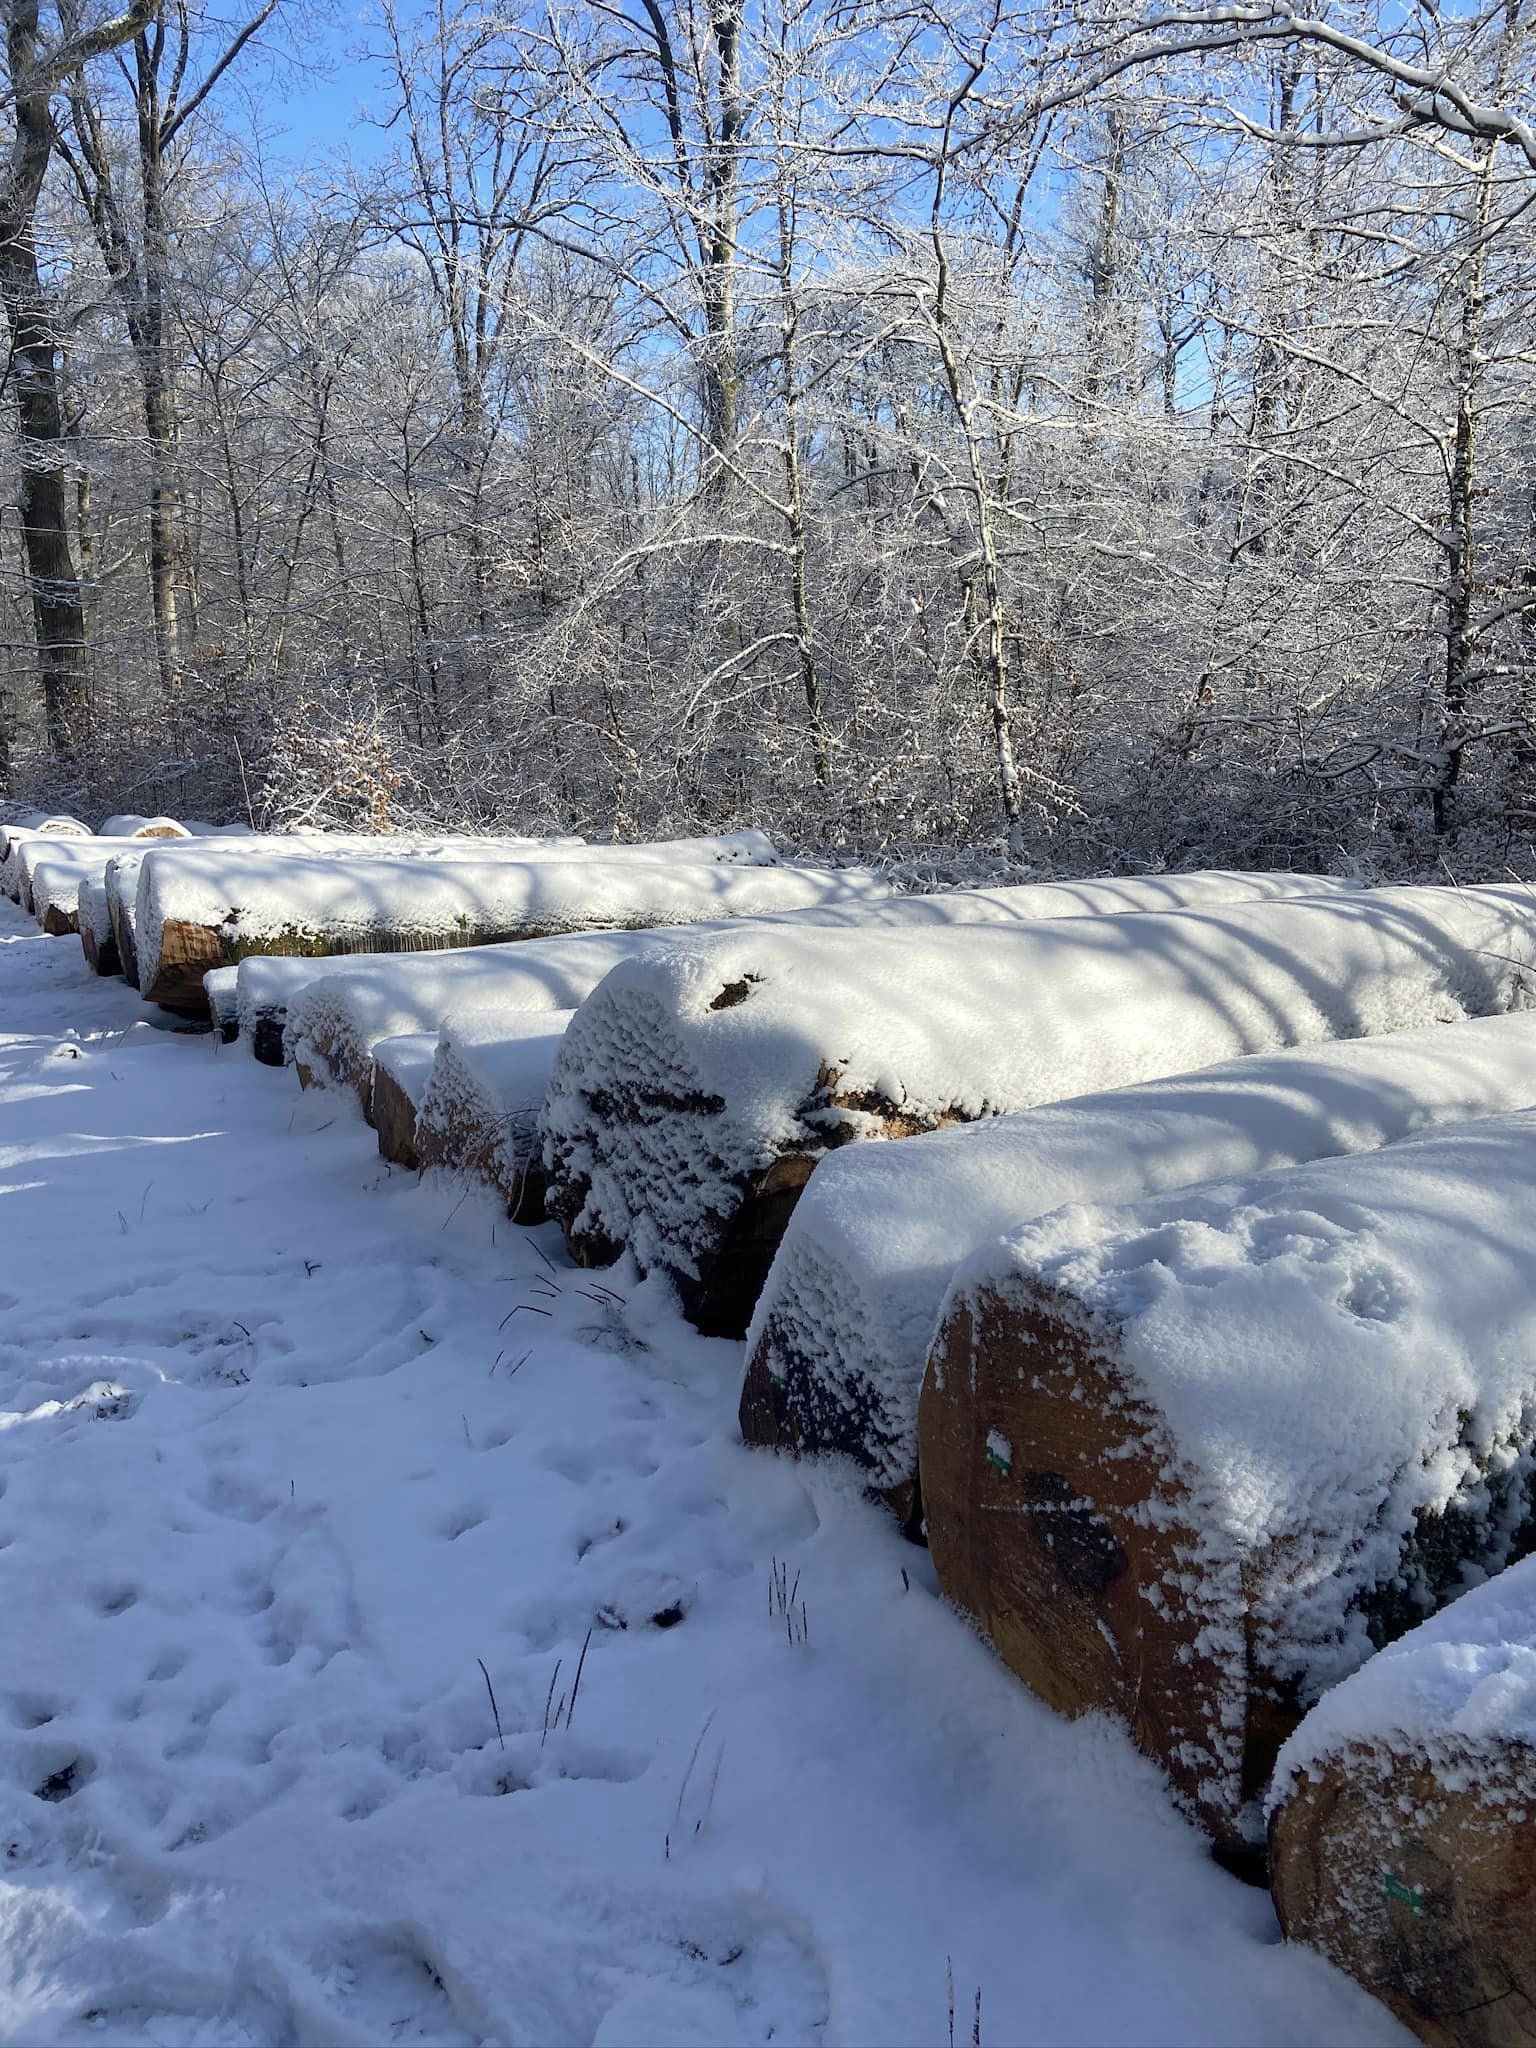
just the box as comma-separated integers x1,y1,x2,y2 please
510,1567,696,1651
538,1433,660,1484
435,1503,489,1543
591,1901,831,2048
5,1692,59,1730
292,1926,478,2047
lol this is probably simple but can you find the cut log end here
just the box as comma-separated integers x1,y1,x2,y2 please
80,923,121,977
41,905,78,937
372,1064,421,1171
110,899,140,988
414,1079,550,1224
918,1282,1270,1850
251,1014,287,1066
561,1149,819,1339
143,917,224,1015
1271,1741,1536,2048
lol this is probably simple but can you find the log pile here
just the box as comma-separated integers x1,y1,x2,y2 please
739,1010,1536,1528
917,1111,1536,1860
545,883,1536,1337
252,929,663,1080
133,849,892,1013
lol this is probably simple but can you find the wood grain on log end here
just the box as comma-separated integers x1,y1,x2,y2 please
918,1282,1273,1850
144,918,225,1014
1272,1742,1536,2047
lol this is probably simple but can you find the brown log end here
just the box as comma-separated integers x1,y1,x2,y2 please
917,1281,1273,1851
80,924,121,977
1271,1742,1536,2048
41,904,78,936
143,918,225,1015
372,1065,421,1170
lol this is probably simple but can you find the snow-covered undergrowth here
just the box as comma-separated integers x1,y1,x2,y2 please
0,901,1402,2047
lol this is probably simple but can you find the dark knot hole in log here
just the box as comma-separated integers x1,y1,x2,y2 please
1021,1470,1130,1596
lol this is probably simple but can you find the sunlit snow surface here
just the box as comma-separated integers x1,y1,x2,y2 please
0,899,1403,2047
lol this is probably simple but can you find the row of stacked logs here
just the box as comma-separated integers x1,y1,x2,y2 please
23,818,1534,2043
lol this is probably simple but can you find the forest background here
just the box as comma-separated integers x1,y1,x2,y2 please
3,0,1535,875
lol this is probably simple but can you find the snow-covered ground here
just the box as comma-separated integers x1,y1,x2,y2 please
0,900,1404,2048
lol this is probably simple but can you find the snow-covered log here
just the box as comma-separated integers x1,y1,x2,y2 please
10,836,113,916
370,1035,438,1169
413,1009,574,1220
78,874,119,976
768,868,1359,919
742,1011,1536,1528
256,932,661,1076
285,938,711,1107
543,883,1536,1336
29,855,96,934
1269,1557,1536,2047
0,808,46,850
94,831,740,994
233,868,1347,1065
203,965,240,1038
105,853,143,985
136,850,887,1014
0,815,88,869
3,830,93,905
918,1109,1536,1856
275,886,1059,1096
99,815,192,839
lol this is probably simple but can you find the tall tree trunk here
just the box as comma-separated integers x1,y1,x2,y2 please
701,0,742,482
0,0,98,755
1434,145,1499,835
0,228,91,752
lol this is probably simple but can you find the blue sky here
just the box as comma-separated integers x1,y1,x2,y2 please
258,1,415,166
